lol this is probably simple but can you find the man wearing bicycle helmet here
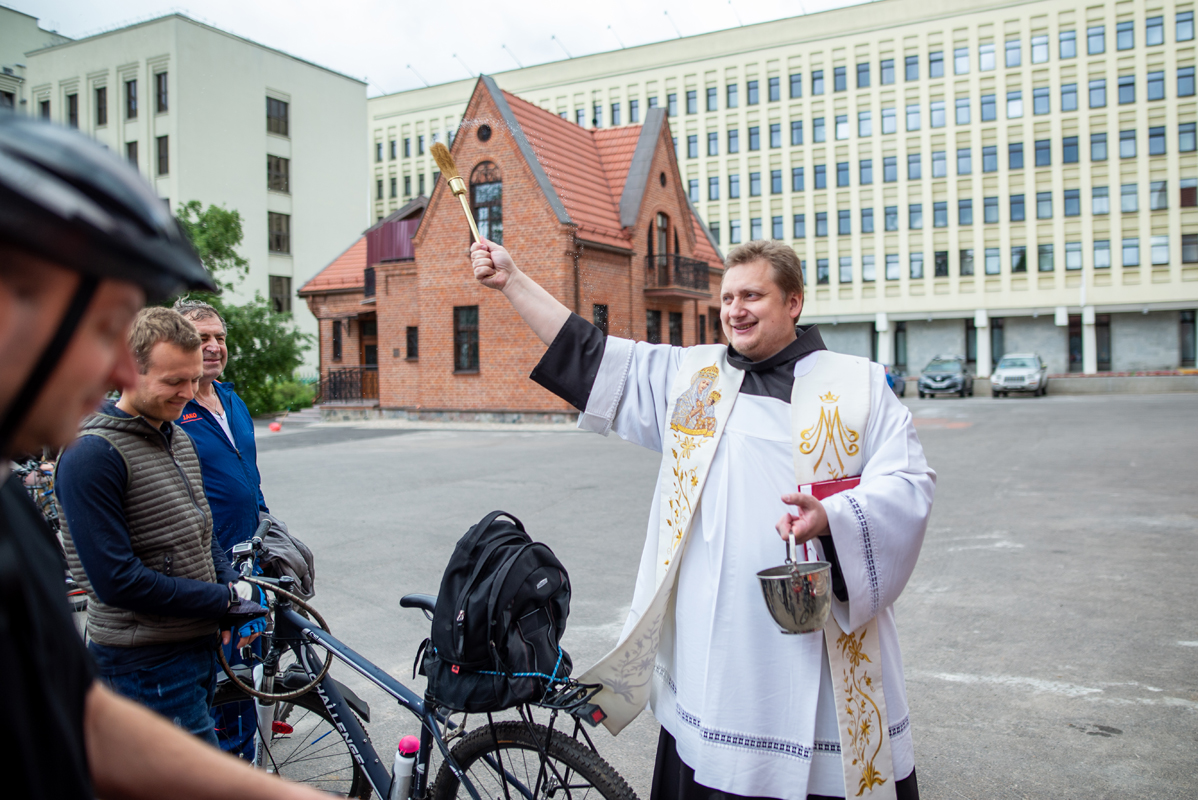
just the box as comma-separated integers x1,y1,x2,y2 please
0,113,325,799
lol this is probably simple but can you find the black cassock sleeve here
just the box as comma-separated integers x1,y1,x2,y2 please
818,534,849,603
529,313,607,411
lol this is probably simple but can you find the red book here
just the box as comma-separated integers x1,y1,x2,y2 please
798,476,861,500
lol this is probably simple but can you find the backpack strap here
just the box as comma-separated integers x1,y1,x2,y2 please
459,510,524,551
449,512,528,662
484,541,537,637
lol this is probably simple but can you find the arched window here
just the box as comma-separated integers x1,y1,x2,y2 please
656,212,669,257
470,161,503,244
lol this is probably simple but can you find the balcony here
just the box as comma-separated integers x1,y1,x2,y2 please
318,366,378,404
645,254,712,299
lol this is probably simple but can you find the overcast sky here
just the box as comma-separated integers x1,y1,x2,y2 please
11,0,866,96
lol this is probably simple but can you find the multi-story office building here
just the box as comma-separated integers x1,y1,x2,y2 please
22,13,369,366
368,0,1197,376
0,6,71,112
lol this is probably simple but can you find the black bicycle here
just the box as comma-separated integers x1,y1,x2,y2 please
213,536,636,800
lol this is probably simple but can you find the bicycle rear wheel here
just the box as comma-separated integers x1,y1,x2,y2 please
212,683,371,798
431,720,637,800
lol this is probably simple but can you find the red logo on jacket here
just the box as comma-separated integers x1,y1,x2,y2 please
180,412,199,423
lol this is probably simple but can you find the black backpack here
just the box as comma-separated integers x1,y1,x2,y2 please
423,511,572,713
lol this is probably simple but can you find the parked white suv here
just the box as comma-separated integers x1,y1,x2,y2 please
991,353,1049,397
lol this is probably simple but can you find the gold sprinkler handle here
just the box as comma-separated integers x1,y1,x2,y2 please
448,176,482,244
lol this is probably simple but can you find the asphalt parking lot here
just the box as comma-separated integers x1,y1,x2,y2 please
256,391,1198,800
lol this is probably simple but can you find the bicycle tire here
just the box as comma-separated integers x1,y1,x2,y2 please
212,682,371,798
431,720,638,800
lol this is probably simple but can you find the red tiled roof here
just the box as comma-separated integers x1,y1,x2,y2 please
503,93,626,250
501,94,717,265
592,127,641,210
298,236,366,295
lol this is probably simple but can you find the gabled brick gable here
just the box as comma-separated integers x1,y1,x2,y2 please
309,76,726,417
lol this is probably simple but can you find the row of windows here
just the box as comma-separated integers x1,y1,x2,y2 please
376,129,454,162
383,60,1195,165
680,73,1194,157
563,13,1197,126
377,173,433,199
379,126,1196,207
55,73,168,129
688,127,1196,202
796,235,1198,285
381,13,1196,161
708,179,1194,243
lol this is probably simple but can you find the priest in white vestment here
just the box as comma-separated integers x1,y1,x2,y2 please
471,239,935,800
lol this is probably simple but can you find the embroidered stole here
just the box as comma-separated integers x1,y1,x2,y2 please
793,354,896,800
579,346,896,800
579,345,741,734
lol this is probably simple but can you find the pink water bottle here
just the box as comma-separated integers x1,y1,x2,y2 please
389,735,421,800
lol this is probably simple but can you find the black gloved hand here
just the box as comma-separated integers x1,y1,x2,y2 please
220,597,267,632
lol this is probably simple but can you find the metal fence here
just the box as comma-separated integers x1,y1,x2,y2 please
645,254,710,292
318,367,379,403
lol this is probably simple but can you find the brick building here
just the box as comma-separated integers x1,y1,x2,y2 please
300,76,723,420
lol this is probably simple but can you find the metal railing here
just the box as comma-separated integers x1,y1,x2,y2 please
645,254,710,292
318,366,379,403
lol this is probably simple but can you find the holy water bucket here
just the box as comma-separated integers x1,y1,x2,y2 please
756,533,831,634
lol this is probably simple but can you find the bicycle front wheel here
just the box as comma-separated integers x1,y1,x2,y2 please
431,720,637,800
211,683,371,798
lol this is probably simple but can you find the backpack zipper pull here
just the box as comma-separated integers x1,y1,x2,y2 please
455,609,466,654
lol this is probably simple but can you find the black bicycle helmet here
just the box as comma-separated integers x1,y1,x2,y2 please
0,113,216,453
0,112,215,301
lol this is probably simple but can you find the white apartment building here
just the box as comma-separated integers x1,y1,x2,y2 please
368,0,1198,376
22,13,370,367
0,6,71,112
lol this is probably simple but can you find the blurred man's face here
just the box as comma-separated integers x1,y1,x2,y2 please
0,252,143,456
189,314,227,383
121,343,202,427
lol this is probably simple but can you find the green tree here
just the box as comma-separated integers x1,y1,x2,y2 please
175,201,311,416
176,200,249,293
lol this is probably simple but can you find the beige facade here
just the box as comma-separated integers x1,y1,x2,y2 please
21,14,370,369
368,0,1198,375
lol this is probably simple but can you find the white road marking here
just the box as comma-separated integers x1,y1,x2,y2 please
1177,641,1198,647
946,540,1025,552
914,671,1198,709
918,671,1102,698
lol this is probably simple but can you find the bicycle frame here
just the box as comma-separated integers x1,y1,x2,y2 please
268,604,482,800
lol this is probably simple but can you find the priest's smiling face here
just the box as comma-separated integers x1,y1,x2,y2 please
719,259,803,362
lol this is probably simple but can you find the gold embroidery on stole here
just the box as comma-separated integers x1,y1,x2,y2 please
792,354,896,800
579,347,742,735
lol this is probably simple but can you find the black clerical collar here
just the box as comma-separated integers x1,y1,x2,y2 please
727,325,827,373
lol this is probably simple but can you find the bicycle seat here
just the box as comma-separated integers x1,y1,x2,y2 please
400,593,436,613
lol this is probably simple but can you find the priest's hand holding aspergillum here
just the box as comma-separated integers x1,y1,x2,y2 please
775,492,831,543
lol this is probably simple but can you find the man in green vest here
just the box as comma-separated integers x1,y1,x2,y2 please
56,307,263,746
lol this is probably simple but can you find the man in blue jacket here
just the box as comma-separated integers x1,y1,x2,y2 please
174,298,269,757
174,299,267,554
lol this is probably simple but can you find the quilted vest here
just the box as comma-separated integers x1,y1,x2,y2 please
60,411,220,647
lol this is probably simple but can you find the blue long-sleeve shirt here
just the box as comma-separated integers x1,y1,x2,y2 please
178,381,268,554
56,402,238,673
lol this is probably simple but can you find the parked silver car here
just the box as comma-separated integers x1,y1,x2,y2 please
991,353,1049,397
918,355,974,398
